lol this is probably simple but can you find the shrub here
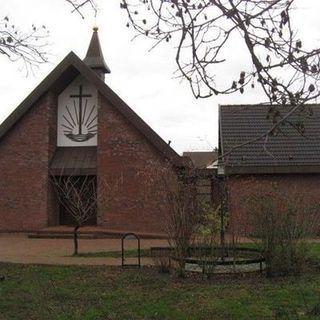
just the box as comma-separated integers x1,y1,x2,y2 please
151,248,172,273
243,182,319,277
163,177,203,276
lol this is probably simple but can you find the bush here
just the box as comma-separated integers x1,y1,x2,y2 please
243,182,319,277
164,178,203,277
151,248,172,273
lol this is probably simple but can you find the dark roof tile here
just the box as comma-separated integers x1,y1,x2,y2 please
183,151,217,168
50,147,96,175
83,28,110,74
0,52,185,168
219,104,320,174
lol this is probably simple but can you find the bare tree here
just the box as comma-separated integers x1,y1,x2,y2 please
0,1,95,73
166,180,201,275
119,1,320,130
65,0,98,19
51,175,117,255
0,16,49,74
149,165,203,275
62,1,320,136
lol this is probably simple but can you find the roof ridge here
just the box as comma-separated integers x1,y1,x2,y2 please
0,51,185,168
219,102,320,174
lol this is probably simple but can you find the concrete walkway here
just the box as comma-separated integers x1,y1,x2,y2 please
0,233,168,266
2,233,319,267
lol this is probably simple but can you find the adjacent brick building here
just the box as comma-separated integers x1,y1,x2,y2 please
218,104,320,234
6,30,317,237
0,29,189,235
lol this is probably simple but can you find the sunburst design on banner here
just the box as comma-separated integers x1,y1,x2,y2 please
61,85,97,143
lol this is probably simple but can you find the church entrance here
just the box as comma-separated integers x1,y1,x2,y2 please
53,175,97,226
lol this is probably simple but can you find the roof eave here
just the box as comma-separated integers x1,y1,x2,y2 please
0,51,185,168
0,51,81,141
225,165,320,175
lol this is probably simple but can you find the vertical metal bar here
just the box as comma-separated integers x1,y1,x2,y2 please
122,233,141,268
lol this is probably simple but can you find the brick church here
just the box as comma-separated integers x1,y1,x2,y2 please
0,28,189,235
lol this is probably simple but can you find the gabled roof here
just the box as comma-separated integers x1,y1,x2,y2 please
219,104,320,174
0,52,186,167
183,151,218,169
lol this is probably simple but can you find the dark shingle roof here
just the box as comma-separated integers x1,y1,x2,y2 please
183,151,217,168
219,104,320,174
50,147,96,175
0,52,186,168
83,28,110,74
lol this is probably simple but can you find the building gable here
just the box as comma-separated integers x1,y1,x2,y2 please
0,52,186,167
0,29,191,234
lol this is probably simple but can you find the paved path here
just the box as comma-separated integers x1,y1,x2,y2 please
0,233,168,266
1,234,319,267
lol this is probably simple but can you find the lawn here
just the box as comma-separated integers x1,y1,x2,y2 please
1,263,320,320
72,242,320,260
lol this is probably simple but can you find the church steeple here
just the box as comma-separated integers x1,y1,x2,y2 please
83,27,110,80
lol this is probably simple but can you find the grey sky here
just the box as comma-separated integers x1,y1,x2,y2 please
0,0,319,154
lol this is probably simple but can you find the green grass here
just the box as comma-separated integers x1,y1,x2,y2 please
1,263,320,319
308,243,320,261
234,242,320,260
72,242,320,261
73,249,151,258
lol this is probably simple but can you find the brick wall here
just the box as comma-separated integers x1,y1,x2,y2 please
227,174,320,236
0,88,179,234
0,92,57,231
97,93,178,234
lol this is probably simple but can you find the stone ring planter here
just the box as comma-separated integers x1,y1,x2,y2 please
151,246,266,274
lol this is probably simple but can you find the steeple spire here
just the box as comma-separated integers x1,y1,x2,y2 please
83,27,110,80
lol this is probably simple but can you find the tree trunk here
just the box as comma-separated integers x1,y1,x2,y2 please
73,225,80,256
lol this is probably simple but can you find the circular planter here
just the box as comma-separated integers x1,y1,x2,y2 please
151,246,265,274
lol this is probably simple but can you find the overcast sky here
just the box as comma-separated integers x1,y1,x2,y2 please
0,0,319,154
